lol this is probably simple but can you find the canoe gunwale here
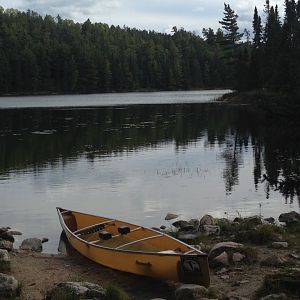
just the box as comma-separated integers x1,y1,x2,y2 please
57,207,207,258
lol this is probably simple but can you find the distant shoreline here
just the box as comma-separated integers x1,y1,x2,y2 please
0,87,231,98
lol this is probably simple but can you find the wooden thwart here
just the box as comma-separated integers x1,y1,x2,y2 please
74,220,115,235
116,234,163,250
90,226,142,244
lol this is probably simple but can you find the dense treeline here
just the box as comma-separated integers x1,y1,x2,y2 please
0,7,232,95
237,0,300,92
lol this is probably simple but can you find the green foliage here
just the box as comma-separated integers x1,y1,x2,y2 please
256,269,300,298
105,283,130,300
49,289,80,300
217,217,286,245
0,8,231,95
0,260,11,271
219,3,243,44
236,246,258,264
235,224,285,244
244,0,300,92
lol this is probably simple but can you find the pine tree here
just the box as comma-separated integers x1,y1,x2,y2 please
253,7,262,48
219,3,243,44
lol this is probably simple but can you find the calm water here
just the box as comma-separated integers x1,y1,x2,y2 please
0,90,299,253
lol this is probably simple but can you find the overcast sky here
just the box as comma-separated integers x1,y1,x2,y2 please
1,0,284,34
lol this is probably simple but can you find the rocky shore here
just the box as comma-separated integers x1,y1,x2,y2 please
0,211,299,300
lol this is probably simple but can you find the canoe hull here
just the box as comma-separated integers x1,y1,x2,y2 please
58,208,210,286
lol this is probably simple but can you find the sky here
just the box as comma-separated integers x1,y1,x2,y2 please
1,0,284,34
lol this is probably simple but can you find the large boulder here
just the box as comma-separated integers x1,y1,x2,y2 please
0,273,19,298
209,242,243,260
0,240,13,251
211,251,229,268
0,231,14,243
172,220,188,228
279,211,300,224
200,215,215,226
47,281,105,299
175,284,208,300
20,238,42,252
0,228,9,235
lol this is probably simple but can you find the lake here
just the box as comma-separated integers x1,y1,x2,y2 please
0,90,299,253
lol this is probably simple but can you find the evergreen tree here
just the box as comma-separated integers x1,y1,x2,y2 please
219,3,243,44
253,7,262,48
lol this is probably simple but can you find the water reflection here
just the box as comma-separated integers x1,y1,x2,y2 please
0,103,300,207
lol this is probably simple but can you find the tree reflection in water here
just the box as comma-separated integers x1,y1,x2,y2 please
0,103,299,206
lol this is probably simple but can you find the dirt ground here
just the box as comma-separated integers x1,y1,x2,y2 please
7,233,300,300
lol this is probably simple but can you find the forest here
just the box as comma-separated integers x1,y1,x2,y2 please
0,7,230,95
0,0,299,95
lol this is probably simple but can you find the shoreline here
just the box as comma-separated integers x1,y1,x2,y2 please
1,211,299,299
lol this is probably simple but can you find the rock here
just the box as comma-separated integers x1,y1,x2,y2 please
200,225,220,236
151,227,161,231
7,231,22,236
0,250,10,271
175,284,208,300
165,213,179,221
271,242,288,249
290,253,300,260
177,232,200,243
160,225,166,230
0,228,9,235
189,219,200,230
232,252,245,263
0,232,14,243
209,241,243,260
264,217,275,224
47,281,105,299
278,211,300,224
215,267,228,275
0,250,10,263
220,275,230,280
260,255,288,267
0,240,13,251
260,293,287,300
20,238,42,252
200,215,215,226
0,273,19,298
172,220,190,230
211,251,229,268
42,237,49,243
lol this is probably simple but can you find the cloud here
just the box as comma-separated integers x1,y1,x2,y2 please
10,0,122,21
0,0,286,33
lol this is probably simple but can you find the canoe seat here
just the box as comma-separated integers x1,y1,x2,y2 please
118,226,130,235
99,231,112,240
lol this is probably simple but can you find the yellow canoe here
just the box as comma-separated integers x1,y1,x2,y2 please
57,207,210,286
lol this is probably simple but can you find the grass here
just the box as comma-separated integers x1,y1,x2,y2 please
236,246,258,264
256,269,300,299
0,260,11,271
48,289,80,300
216,217,286,245
105,283,130,300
